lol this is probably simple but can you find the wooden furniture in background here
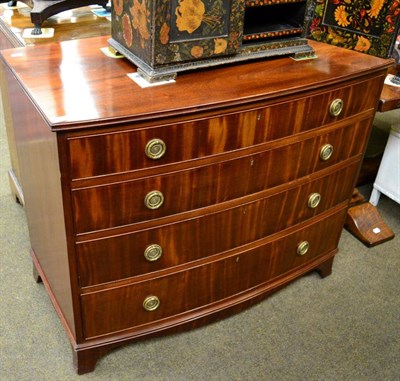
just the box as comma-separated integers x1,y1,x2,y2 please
0,5,110,205
0,0,108,35
345,67,399,247
0,37,391,373
378,80,400,112
345,191,395,247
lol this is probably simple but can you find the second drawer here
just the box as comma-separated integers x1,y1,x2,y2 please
72,119,370,234
76,162,358,286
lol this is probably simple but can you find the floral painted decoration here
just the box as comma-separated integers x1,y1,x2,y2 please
307,0,400,58
130,0,151,48
111,0,152,58
153,0,243,64
111,0,243,66
175,0,224,35
175,0,207,33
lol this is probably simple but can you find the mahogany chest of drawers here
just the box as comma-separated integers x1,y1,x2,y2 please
0,37,391,373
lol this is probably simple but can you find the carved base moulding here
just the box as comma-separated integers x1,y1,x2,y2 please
109,0,316,82
109,37,315,83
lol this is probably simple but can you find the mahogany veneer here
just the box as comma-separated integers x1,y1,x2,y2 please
0,37,391,373
0,5,111,205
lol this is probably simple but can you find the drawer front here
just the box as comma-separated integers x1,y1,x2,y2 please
72,119,370,233
77,162,359,286
67,77,381,180
80,207,347,338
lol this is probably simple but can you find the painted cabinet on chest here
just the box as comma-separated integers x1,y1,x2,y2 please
0,37,391,373
109,0,316,81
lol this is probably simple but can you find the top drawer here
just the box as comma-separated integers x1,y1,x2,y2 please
67,77,382,180
71,117,371,234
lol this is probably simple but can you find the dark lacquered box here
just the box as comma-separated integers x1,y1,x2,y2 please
109,0,315,82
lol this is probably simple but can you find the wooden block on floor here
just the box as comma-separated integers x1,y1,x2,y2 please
345,202,395,247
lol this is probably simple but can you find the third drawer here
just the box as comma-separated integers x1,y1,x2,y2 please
80,206,347,338
76,161,359,287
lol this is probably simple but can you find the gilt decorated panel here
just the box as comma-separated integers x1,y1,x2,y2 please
111,0,244,67
306,0,400,58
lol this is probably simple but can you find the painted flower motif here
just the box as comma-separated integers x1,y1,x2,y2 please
354,35,371,52
175,0,220,34
191,45,204,58
175,0,206,33
160,22,170,45
368,0,385,18
130,0,150,48
214,38,227,54
113,0,123,16
309,17,321,32
229,31,241,49
334,5,350,27
327,27,346,44
122,13,133,47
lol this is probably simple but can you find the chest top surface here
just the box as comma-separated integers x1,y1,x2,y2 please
0,36,392,129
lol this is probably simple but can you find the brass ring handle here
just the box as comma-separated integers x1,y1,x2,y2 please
320,144,333,161
297,241,310,256
144,190,164,210
144,244,163,261
329,98,344,117
143,295,160,311
308,193,321,209
145,139,166,159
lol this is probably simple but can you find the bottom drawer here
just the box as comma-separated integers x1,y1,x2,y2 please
81,207,347,339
